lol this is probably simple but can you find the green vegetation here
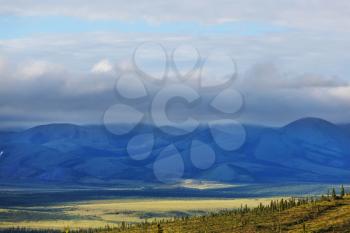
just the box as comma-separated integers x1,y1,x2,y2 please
1,186,350,233
106,195,350,232
341,185,345,198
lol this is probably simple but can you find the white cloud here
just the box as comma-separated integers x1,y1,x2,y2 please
0,53,349,128
116,59,134,73
0,56,8,74
1,1,350,127
242,63,349,90
237,63,350,125
91,59,114,74
328,87,350,102
16,60,64,79
0,0,350,32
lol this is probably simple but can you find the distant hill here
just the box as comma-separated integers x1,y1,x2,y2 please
0,117,350,184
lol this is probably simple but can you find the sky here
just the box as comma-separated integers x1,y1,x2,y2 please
0,0,350,129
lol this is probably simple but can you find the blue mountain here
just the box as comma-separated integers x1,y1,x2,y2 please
0,118,349,185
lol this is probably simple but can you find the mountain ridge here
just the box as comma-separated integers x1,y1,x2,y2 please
0,117,350,185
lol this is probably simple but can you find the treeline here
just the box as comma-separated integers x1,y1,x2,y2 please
105,185,350,233
114,197,314,233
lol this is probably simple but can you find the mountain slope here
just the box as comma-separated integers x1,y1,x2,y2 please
253,118,350,181
0,118,350,184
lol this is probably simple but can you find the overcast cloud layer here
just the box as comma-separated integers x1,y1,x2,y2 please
0,0,350,129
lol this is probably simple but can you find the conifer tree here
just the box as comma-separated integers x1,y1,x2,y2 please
341,185,345,198
157,223,163,233
332,188,337,199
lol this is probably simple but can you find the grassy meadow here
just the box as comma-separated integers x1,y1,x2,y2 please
0,197,277,229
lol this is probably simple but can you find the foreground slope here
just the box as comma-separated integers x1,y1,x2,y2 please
105,195,350,233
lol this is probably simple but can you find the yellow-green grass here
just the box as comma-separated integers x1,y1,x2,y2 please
0,197,278,230
110,196,350,233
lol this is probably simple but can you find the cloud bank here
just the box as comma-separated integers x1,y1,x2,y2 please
0,1,350,128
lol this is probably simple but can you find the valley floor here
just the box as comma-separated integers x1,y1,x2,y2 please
2,197,350,232
0,184,349,232
0,197,276,229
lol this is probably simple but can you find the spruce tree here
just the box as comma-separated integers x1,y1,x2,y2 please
332,188,337,199
341,185,345,198
157,223,163,233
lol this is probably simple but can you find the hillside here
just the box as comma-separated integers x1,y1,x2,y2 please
1,117,350,184
102,195,350,233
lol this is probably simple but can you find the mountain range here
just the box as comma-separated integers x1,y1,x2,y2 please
1,117,350,185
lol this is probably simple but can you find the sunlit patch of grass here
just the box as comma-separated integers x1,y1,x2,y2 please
0,197,277,230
